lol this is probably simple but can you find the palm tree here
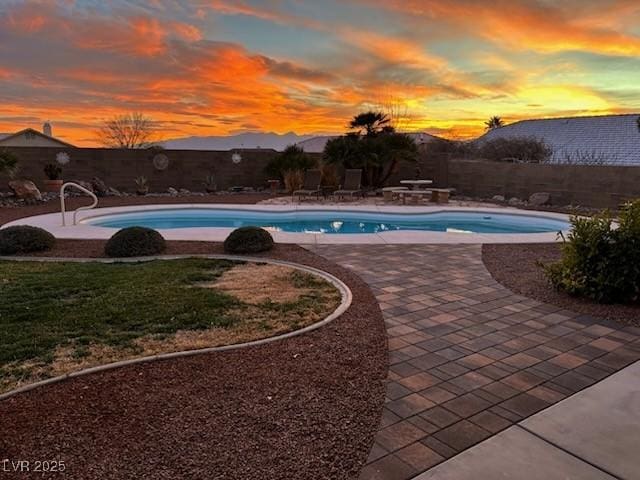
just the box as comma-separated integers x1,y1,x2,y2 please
485,116,504,131
349,111,391,137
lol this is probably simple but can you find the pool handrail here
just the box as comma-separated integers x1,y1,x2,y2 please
60,182,98,226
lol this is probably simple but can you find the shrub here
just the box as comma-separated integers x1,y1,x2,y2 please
319,161,339,188
224,227,274,254
0,149,19,177
0,226,55,254
477,137,552,163
44,163,63,180
104,227,166,257
544,200,640,303
283,170,304,193
424,138,475,159
265,145,316,185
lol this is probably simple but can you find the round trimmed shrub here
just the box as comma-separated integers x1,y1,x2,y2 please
0,225,56,255
104,226,166,257
224,227,274,254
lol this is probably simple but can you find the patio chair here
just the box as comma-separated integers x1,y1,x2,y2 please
292,169,322,201
333,169,363,201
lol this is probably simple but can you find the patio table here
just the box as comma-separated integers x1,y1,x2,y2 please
400,179,433,190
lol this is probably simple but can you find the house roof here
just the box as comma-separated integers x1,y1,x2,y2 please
296,132,441,153
0,128,76,148
477,113,640,165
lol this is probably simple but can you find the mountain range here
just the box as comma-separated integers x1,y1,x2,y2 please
162,132,317,151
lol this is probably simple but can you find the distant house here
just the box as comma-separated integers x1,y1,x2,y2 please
0,123,75,148
477,113,640,165
295,132,441,153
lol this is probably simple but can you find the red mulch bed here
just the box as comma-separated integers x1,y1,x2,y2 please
0,193,272,227
0,242,388,479
482,243,640,327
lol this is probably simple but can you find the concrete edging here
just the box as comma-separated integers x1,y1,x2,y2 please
0,254,353,402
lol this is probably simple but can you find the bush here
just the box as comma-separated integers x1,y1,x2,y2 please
104,227,166,257
0,149,19,177
265,145,316,179
424,138,475,159
477,137,552,163
224,227,274,254
0,226,55,254
283,170,304,193
44,163,62,180
545,200,640,303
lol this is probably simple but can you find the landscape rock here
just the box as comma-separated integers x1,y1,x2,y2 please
107,187,122,196
8,180,42,202
179,188,191,195
508,197,524,206
91,177,108,197
492,195,505,202
167,187,178,196
72,180,94,194
529,192,551,206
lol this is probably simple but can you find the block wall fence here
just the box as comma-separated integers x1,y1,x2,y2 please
2,147,639,208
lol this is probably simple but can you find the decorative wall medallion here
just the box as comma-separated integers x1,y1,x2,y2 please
153,153,169,171
231,152,242,164
56,152,70,165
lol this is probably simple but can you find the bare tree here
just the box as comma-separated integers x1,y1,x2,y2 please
374,94,414,132
97,112,159,148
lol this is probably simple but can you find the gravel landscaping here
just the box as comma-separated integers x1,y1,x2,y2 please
0,244,387,479
482,243,640,327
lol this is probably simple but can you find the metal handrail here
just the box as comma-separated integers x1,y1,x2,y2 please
60,182,98,226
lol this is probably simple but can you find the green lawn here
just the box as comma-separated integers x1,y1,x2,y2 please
0,259,339,392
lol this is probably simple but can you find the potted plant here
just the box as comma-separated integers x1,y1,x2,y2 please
43,163,63,192
203,174,217,193
134,175,149,195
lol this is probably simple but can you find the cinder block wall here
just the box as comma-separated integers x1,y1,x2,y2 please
393,153,640,208
0,147,320,192
2,147,639,208
445,159,640,208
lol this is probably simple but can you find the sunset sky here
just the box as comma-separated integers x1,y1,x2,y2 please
1,0,639,146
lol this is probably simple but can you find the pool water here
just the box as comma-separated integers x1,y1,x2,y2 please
85,209,570,234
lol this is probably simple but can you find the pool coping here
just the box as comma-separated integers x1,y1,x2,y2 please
2,204,571,244
0,254,353,402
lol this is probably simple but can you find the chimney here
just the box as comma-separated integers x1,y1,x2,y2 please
43,121,52,137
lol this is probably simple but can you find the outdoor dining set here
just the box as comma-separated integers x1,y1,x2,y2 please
292,169,451,203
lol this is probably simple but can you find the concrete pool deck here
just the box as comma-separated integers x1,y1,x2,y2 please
2,204,571,244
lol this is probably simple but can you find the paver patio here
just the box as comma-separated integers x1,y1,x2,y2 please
309,244,640,480
416,360,640,480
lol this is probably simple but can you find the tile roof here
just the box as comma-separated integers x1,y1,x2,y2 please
477,114,640,165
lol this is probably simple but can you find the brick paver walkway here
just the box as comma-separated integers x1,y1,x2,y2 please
310,244,640,480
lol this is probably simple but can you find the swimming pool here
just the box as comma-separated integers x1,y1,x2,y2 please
84,208,570,234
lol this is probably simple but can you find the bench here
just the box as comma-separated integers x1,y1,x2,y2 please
382,186,408,202
430,188,451,203
396,188,452,204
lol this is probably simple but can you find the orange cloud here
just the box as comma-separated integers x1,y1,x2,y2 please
0,1,638,146
363,0,640,56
